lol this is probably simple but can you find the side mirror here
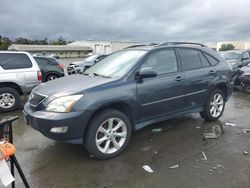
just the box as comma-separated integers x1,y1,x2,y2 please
137,67,157,79
242,58,249,61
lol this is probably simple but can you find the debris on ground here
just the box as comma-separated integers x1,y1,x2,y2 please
196,126,201,129
242,129,250,133
212,124,222,136
154,151,158,154
142,146,151,151
201,151,208,160
243,151,248,155
225,122,236,127
142,165,154,173
152,128,162,133
203,133,219,139
169,164,179,169
210,164,224,171
148,138,153,142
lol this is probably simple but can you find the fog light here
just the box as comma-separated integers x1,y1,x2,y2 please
50,126,68,134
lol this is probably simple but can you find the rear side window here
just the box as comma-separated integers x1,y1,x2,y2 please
0,53,32,70
179,49,202,71
34,58,49,66
142,50,178,75
48,59,58,65
199,52,211,67
204,53,218,66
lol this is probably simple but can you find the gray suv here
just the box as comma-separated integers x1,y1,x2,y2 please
24,43,233,159
0,51,42,112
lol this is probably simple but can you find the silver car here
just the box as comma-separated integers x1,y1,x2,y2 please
0,51,42,112
67,54,108,75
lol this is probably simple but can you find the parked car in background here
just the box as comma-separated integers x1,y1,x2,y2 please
24,42,232,159
33,56,65,82
219,50,250,69
232,63,250,93
67,54,108,75
34,53,59,59
0,51,42,112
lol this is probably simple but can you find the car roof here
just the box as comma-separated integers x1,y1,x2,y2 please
33,56,56,60
124,44,223,61
221,50,244,53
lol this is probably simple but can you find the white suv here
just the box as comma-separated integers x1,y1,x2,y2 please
0,51,42,112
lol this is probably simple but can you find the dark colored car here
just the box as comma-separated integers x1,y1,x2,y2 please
218,50,250,69
67,54,108,75
24,42,232,159
33,56,65,82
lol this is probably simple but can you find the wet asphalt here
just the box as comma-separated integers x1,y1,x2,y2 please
0,91,249,188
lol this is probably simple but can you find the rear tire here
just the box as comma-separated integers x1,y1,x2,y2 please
84,109,132,160
0,87,21,112
200,89,225,121
45,74,59,82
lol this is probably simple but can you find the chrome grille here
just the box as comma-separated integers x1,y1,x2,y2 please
29,93,46,106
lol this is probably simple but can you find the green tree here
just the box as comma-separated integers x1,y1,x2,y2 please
219,43,235,51
50,36,66,45
0,36,12,50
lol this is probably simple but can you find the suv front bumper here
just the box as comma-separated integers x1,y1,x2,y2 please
23,103,91,143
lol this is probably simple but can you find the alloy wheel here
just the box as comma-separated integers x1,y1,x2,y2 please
95,118,127,154
209,93,224,118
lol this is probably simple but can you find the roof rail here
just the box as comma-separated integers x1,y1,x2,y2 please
158,42,207,47
124,44,152,49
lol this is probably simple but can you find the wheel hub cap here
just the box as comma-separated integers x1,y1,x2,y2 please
0,93,15,109
95,118,127,154
210,93,224,118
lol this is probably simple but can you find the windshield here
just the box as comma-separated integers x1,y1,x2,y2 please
221,51,242,60
85,55,99,62
85,50,147,78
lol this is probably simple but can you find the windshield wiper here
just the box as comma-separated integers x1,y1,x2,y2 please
91,72,111,78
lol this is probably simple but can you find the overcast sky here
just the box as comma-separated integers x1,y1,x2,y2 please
0,0,249,43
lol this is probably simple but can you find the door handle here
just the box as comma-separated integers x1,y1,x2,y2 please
209,70,215,74
175,76,183,81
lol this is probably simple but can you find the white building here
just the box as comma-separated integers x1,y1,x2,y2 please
8,44,92,58
68,40,142,54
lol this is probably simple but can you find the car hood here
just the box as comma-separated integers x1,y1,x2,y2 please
34,74,114,97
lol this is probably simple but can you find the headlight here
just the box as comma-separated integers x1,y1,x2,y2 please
46,95,83,112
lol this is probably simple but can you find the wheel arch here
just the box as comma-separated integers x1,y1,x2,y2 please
208,82,228,100
0,82,23,95
83,101,136,138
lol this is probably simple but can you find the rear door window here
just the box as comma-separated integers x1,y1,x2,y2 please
0,53,32,69
179,49,202,71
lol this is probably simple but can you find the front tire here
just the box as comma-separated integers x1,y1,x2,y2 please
200,89,225,121
84,109,132,160
0,87,21,112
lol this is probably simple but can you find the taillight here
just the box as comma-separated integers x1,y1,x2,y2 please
37,71,42,81
58,64,64,69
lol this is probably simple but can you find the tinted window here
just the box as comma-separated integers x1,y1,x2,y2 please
204,53,218,66
199,52,211,67
0,53,32,70
48,59,58,65
142,50,178,74
34,58,49,66
179,49,202,71
242,52,250,60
